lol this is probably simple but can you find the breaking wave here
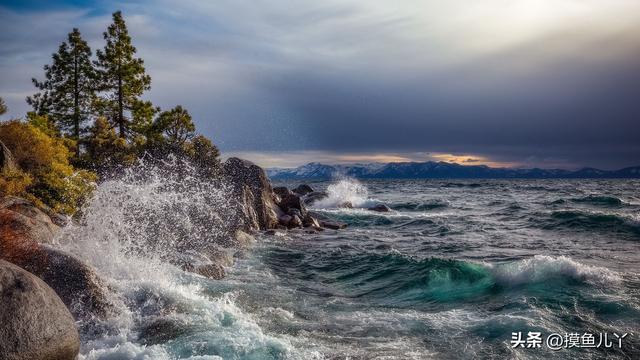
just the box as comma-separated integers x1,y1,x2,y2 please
312,178,377,208
532,210,640,237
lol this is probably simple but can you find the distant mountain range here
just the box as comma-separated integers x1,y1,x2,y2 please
267,161,640,180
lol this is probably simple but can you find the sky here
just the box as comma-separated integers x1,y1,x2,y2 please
1,0,639,169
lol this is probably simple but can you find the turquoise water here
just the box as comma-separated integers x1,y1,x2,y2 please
61,174,640,359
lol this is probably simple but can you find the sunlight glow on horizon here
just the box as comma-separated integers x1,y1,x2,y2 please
223,151,523,169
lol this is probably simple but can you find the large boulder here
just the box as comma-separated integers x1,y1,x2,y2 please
0,197,59,244
223,158,279,231
0,260,79,360
278,193,308,218
292,184,314,196
0,196,113,319
0,140,16,172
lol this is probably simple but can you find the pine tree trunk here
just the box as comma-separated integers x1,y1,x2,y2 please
73,55,80,157
118,75,124,138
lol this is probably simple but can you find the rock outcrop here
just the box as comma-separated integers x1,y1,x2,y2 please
0,196,113,319
292,184,314,196
0,260,79,360
303,191,328,205
223,157,279,231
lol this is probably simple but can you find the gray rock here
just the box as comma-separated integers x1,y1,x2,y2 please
13,246,115,319
368,204,392,212
0,197,114,320
278,214,293,227
338,201,353,209
183,263,225,280
309,211,348,230
278,193,308,218
223,158,279,231
287,208,302,218
302,215,320,228
0,260,79,360
289,215,303,228
273,186,292,197
303,191,328,205
292,184,314,196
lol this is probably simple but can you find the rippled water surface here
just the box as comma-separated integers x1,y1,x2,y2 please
60,174,640,359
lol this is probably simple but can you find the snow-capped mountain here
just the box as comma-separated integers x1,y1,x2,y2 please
267,162,640,180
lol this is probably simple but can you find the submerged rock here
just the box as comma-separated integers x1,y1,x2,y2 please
292,184,314,196
309,211,348,230
183,262,225,280
368,204,391,212
0,260,79,360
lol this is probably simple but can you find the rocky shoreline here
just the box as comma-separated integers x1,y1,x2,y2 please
0,149,348,359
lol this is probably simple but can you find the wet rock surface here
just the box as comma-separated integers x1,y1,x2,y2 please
0,260,80,360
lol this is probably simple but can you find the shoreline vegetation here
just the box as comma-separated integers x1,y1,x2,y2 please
0,10,348,360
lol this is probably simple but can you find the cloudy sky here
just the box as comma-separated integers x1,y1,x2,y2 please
1,0,639,169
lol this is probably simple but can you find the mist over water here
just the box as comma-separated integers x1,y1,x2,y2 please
54,170,640,359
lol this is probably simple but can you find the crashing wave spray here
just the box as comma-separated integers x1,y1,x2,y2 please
313,178,375,208
55,157,307,359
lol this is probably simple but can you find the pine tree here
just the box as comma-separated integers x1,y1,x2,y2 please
95,11,151,139
0,97,7,115
27,28,96,155
154,105,196,146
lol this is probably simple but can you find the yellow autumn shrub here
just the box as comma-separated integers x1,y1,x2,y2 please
0,120,96,215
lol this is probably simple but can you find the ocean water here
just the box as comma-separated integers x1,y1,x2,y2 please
55,166,640,359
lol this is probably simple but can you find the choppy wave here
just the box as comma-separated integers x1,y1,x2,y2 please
571,194,624,206
264,248,620,308
532,210,640,237
391,199,449,211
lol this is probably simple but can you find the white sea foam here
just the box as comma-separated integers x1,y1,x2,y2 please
488,255,621,286
313,178,377,208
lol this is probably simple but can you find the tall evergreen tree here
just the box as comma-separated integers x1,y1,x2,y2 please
95,11,151,139
27,28,96,155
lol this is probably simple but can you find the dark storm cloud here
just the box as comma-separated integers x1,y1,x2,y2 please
1,1,640,168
